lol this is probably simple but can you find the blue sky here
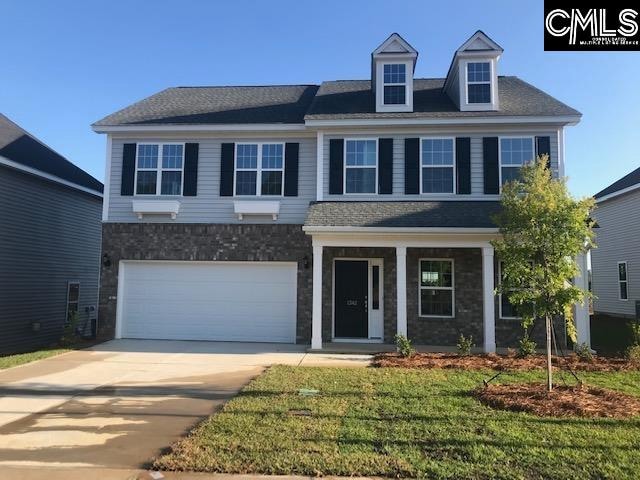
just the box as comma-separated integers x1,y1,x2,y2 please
2,0,639,197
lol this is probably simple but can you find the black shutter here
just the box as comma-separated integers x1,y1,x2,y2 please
329,139,344,195
220,143,235,197
183,143,199,196
120,143,136,196
404,138,419,194
456,137,471,194
284,142,299,196
378,138,393,194
536,136,551,169
483,137,499,194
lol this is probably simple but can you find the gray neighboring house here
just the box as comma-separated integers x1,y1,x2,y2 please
93,31,591,351
0,114,103,354
592,167,640,321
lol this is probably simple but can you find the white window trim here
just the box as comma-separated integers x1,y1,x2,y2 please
419,137,457,195
343,138,379,195
498,261,521,320
65,280,80,324
382,63,408,106
233,142,285,197
618,261,629,301
498,136,535,192
418,258,455,319
134,143,185,196
465,61,492,105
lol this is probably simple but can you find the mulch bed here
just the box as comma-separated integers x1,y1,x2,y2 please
475,383,640,418
373,352,637,372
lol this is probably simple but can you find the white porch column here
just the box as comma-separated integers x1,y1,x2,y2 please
396,246,407,337
311,243,323,350
482,246,496,353
574,252,591,348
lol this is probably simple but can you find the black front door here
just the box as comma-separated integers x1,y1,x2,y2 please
334,260,368,338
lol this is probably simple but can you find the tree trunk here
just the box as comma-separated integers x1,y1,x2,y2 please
546,315,553,392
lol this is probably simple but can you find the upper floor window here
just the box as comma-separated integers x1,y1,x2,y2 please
618,262,628,300
500,137,534,186
235,143,284,196
421,138,455,193
136,143,184,195
383,64,406,105
467,62,491,104
345,139,377,194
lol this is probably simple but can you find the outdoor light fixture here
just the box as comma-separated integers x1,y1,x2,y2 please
102,253,111,267
302,255,310,269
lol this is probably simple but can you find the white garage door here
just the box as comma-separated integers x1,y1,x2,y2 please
118,261,297,343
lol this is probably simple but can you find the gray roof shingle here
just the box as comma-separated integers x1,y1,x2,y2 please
0,114,103,194
304,201,501,228
305,77,581,120
594,166,640,199
93,85,319,126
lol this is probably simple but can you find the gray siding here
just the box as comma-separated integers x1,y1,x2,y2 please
106,135,316,224
0,166,102,354
591,188,640,317
323,129,559,200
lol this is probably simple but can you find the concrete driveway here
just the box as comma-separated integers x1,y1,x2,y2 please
0,339,370,475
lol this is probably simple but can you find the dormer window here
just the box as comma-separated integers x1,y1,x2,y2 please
467,62,491,104
383,64,406,105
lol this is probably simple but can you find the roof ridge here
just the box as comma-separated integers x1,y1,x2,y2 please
172,84,319,89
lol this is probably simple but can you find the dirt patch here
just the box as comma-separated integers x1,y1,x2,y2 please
475,383,640,418
373,352,637,372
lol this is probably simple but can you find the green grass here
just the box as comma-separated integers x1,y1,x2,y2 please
155,366,640,479
0,348,69,370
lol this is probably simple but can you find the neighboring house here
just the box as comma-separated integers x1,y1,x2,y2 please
0,114,103,354
592,167,640,322
93,31,590,351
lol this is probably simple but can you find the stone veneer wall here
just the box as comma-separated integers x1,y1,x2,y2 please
99,223,313,343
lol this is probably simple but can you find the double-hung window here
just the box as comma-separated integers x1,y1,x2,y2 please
421,138,455,193
383,63,407,105
345,139,377,194
499,262,520,319
135,144,184,195
234,143,284,196
618,262,628,300
467,62,491,104
419,259,454,317
500,137,534,186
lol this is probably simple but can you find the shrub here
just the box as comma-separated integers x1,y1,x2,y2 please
395,334,415,358
627,344,640,365
575,342,594,362
517,333,537,358
457,334,474,356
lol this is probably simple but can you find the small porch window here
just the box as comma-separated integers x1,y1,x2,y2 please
499,262,520,319
419,259,454,317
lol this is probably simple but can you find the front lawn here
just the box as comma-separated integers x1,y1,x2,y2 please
155,366,640,479
0,348,70,370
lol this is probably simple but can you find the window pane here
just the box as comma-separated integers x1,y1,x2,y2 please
383,63,406,84
501,166,521,185
346,140,376,166
422,139,454,166
384,85,406,105
261,170,282,195
618,263,627,281
261,144,283,169
468,83,491,103
372,265,380,310
137,144,158,169
500,138,534,166
162,144,183,169
421,289,453,316
422,167,453,193
136,171,157,194
468,62,490,82
237,144,258,169
161,171,182,195
420,260,452,288
68,283,79,302
345,168,376,194
235,171,257,195
620,282,628,300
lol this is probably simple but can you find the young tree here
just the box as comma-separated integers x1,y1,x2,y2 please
492,156,595,391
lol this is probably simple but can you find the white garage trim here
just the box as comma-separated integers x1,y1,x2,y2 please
116,260,298,343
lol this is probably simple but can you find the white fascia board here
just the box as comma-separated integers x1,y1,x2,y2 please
302,226,499,234
92,123,308,134
595,183,640,203
0,155,103,198
305,115,581,128
306,230,498,248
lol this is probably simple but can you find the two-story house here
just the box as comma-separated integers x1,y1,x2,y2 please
93,31,590,352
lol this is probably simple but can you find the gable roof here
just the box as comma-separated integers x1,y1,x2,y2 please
305,76,580,120
457,30,503,53
0,114,103,194
372,33,418,57
93,85,319,127
594,166,640,201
